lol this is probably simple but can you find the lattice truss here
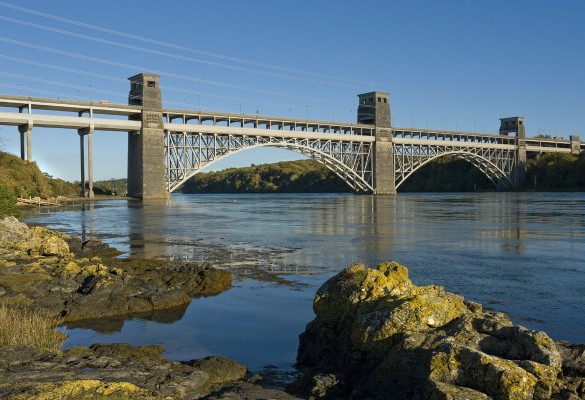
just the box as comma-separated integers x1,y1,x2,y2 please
165,132,374,193
393,144,518,189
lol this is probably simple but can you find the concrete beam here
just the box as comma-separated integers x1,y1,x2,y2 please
0,111,141,131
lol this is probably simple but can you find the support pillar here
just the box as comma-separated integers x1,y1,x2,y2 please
78,126,95,198
87,129,94,198
127,73,168,199
18,122,33,161
20,129,25,160
357,91,395,194
79,131,86,197
373,129,396,194
570,135,581,155
499,117,527,188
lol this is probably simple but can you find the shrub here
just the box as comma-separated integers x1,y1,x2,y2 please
0,182,19,218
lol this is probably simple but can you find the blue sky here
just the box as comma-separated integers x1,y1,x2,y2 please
0,0,584,181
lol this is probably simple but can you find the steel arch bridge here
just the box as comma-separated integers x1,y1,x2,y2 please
165,131,374,193
164,129,521,194
0,72,582,199
163,116,527,194
392,144,518,190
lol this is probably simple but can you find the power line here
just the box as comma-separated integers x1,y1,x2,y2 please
0,1,373,87
0,37,349,106
0,58,346,114
0,15,365,90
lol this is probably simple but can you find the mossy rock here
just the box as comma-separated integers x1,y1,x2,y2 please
10,379,155,400
89,343,167,363
53,261,81,278
0,273,52,294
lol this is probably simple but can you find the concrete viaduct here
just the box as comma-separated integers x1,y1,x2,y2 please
0,73,582,199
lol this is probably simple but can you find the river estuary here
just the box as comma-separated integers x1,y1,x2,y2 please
25,192,585,372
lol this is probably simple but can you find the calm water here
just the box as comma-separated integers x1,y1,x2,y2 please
25,192,585,371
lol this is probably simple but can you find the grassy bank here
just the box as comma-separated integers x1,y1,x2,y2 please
0,304,66,352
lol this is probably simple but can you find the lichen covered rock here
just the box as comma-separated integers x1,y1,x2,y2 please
297,262,582,400
0,344,255,400
0,217,32,249
0,217,232,322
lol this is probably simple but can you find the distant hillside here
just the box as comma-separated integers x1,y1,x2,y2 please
181,153,585,194
400,156,493,192
181,160,349,193
525,153,585,190
92,178,127,196
0,151,79,199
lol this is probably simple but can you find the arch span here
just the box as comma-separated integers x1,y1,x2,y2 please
165,132,374,193
394,150,515,190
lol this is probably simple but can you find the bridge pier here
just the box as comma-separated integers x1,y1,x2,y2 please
499,117,527,188
357,92,396,194
18,122,32,162
571,135,581,154
78,125,95,198
127,73,168,200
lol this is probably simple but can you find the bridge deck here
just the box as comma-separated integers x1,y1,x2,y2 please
0,94,582,152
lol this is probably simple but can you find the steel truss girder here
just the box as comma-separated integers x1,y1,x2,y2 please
165,131,374,193
393,144,517,189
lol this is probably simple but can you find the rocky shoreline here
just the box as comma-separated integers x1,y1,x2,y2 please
1,216,584,399
0,216,301,399
295,262,585,399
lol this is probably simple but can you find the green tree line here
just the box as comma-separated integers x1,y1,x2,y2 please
182,153,585,194
0,151,80,218
181,160,348,193
525,153,585,189
2,150,583,218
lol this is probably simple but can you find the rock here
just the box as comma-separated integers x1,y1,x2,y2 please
0,221,232,322
39,235,70,257
297,262,584,400
0,344,299,399
0,216,32,249
187,356,248,386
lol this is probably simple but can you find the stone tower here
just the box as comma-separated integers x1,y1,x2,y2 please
357,92,395,194
127,73,168,199
499,116,527,188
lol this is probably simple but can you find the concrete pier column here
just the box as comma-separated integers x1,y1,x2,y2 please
78,125,95,198
79,131,86,197
87,128,94,198
18,122,33,161
19,129,25,160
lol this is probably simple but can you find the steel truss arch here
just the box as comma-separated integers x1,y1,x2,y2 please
165,131,374,193
394,145,517,190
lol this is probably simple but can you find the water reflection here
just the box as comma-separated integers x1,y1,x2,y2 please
24,192,585,363
64,303,189,334
80,202,95,243
127,200,169,259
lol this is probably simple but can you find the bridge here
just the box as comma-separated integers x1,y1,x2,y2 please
0,73,582,199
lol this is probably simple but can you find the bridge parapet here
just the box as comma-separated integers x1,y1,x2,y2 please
163,109,375,136
392,128,517,146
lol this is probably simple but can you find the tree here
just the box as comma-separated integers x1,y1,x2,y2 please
0,182,19,219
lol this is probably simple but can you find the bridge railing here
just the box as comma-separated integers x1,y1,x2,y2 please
162,109,376,136
525,137,574,153
392,128,518,146
0,95,140,118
